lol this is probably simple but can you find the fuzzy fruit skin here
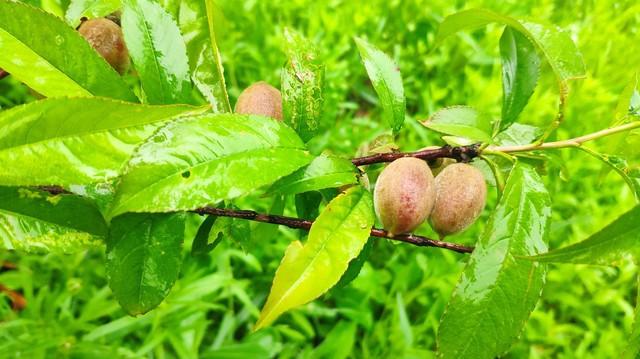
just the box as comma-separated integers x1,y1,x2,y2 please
235,82,283,120
78,18,129,74
374,158,436,236
430,163,487,236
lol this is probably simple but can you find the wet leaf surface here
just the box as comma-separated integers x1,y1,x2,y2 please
0,186,106,253
438,163,551,359
0,0,136,100
256,186,374,329
110,114,313,217
0,98,204,186
107,212,185,315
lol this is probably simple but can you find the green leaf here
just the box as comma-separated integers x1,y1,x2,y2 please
354,37,405,133
255,186,375,329
579,148,640,202
422,106,493,142
0,98,203,186
335,237,373,289
600,74,640,168
310,321,357,359
614,73,640,125
623,276,640,359
494,123,543,146
179,0,231,112
438,163,551,359
295,191,322,220
499,27,540,129
529,205,640,265
122,0,192,104
252,195,286,244
435,9,586,86
281,28,325,142
268,155,358,195
66,0,121,27
192,213,249,256
191,214,220,255
106,212,185,315
0,186,106,253
68,180,118,216
109,114,313,217
227,215,250,251
0,0,136,101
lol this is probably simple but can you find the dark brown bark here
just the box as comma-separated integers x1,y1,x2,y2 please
194,206,473,254
351,144,481,166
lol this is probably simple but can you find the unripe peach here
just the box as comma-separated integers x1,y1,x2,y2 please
78,18,129,74
430,163,487,236
373,158,436,236
235,82,283,120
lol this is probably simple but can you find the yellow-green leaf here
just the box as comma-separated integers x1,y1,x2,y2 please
255,186,374,329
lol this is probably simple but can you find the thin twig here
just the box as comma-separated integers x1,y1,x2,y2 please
486,121,640,154
0,69,8,80
193,206,474,254
34,186,473,253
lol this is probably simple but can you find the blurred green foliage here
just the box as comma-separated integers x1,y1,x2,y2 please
1,0,640,357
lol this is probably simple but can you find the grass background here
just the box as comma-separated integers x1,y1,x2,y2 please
1,0,640,357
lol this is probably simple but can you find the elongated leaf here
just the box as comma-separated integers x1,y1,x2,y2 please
494,123,542,146
268,155,357,195
282,28,325,142
109,114,313,217
435,9,586,85
422,106,493,142
355,37,405,133
499,27,540,129
438,163,551,359
191,214,219,255
255,186,374,329
122,0,192,104
107,212,185,315
614,73,640,125
66,0,121,27
0,0,136,101
580,148,640,202
0,98,203,186
530,205,640,265
179,0,231,112
0,186,106,253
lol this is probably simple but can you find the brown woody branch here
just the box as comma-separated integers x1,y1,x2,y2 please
351,143,481,166
193,206,474,254
0,69,8,80
35,143,479,254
